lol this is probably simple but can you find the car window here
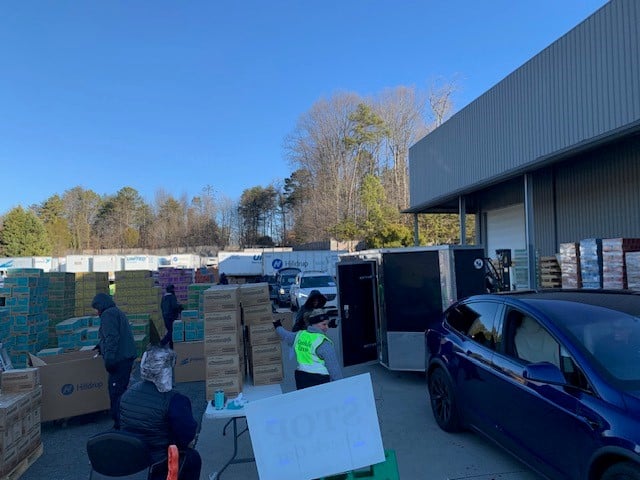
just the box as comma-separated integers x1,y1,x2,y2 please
446,301,499,349
529,300,640,386
501,308,592,390
584,316,640,382
500,309,560,367
300,275,334,289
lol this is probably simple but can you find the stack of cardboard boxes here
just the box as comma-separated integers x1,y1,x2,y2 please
203,285,244,400
74,272,109,316
157,267,194,304
113,270,157,350
602,238,640,289
559,242,582,289
0,367,43,476
241,283,284,387
43,272,75,347
1,269,50,368
54,315,100,350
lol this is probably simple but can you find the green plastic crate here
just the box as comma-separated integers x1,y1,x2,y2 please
318,450,399,480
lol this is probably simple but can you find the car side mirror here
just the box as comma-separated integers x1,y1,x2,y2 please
523,362,567,385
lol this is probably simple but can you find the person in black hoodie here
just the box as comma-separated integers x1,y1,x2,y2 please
120,346,201,480
91,293,137,429
292,289,327,332
160,284,184,349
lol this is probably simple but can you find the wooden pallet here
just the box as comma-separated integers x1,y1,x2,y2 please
538,256,561,288
1,443,43,480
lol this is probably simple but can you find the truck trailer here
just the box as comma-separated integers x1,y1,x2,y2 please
262,250,347,277
336,245,488,371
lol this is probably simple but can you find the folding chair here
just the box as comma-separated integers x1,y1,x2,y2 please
86,430,164,479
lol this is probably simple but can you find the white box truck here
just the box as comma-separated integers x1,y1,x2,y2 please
262,250,346,277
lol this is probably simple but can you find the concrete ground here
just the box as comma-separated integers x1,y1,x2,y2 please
21,325,543,480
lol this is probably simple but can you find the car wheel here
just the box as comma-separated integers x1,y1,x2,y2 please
602,462,640,480
428,367,462,432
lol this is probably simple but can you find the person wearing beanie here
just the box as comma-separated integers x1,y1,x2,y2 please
292,289,327,332
119,346,202,480
91,293,137,429
160,284,184,349
274,309,343,389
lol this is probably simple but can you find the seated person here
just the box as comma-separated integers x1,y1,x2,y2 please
119,346,201,480
514,315,560,367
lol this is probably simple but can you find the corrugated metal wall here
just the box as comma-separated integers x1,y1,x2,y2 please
553,135,640,244
409,0,640,210
527,135,640,256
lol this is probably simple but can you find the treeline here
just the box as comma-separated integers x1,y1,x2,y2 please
0,83,474,257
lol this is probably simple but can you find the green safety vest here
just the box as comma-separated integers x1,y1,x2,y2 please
294,330,332,375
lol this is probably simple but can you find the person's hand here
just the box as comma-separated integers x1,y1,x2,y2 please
272,319,283,329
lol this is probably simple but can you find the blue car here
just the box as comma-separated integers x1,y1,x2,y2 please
426,290,640,480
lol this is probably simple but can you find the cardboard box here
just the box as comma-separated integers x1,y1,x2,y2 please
202,285,240,311
0,393,23,430
203,309,241,334
28,350,109,422
251,363,283,386
205,371,244,400
1,368,40,393
173,341,205,383
242,303,274,325
205,354,241,377
204,332,241,355
272,311,294,331
238,283,271,307
248,323,279,345
249,343,282,366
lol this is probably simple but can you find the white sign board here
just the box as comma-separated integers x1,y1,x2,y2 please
245,373,384,480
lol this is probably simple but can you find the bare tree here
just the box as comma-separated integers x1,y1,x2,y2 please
376,86,429,210
428,76,458,128
62,187,101,251
217,194,238,249
285,92,362,242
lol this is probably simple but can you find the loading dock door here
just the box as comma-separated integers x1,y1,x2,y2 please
337,261,379,367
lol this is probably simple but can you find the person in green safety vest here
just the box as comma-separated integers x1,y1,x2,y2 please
273,309,343,389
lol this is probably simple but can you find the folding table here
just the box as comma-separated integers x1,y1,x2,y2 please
203,382,282,479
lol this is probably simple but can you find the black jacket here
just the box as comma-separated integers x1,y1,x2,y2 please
161,293,183,325
120,381,197,463
91,293,137,371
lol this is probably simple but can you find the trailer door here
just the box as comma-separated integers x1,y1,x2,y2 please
337,261,378,367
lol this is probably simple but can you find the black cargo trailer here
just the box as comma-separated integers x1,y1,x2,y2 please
337,245,487,371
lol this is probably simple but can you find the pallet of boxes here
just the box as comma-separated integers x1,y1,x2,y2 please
0,363,43,480
203,285,245,401
240,283,284,387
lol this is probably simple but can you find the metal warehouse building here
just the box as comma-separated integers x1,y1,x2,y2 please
407,0,640,289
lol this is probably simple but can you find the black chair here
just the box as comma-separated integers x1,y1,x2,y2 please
86,430,163,479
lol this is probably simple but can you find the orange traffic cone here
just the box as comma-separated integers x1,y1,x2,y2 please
167,445,179,480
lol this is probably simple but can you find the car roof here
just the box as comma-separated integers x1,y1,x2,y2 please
465,290,640,316
299,270,330,277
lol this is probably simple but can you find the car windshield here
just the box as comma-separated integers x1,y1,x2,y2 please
300,275,334,289
527,299,640,386
281,275,296,285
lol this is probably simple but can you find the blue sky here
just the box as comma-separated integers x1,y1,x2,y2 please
0,0,608,215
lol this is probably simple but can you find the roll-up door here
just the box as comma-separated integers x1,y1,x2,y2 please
486,204,528,289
